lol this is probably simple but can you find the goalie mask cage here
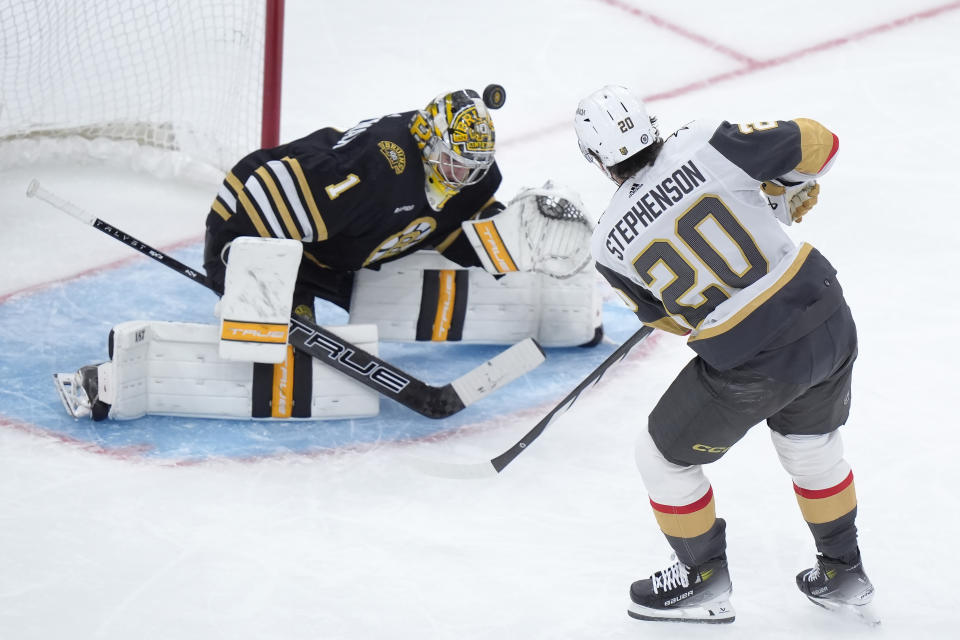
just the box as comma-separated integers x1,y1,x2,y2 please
0,0,284,177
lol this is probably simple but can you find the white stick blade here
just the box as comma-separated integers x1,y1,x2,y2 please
450,338,544,407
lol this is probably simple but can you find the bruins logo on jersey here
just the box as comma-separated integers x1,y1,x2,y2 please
378,140,406,175
364,217,436,266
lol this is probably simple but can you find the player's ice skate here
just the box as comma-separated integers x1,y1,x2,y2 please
627,555,735,624
797,554,879,626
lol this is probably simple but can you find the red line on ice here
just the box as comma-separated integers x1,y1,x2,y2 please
507,1,960,145
0,235,203,305
593,0,758,64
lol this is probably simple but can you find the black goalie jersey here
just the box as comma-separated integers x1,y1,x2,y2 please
203,111,501,308
593,118,842,374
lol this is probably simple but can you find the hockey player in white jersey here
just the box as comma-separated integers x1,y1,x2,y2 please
574,85,875,624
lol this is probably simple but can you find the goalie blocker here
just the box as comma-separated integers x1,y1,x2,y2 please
55,320,381,421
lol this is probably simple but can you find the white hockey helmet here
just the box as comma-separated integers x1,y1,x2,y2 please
574,85,657,179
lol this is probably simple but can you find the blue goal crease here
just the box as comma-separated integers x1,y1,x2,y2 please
0,244,639,462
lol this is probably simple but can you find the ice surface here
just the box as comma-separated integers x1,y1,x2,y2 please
2,1,959,637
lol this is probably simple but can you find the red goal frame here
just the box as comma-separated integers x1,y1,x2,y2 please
261,0,285,148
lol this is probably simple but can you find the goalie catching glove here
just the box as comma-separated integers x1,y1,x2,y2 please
461,181,594,279
761,180,820,225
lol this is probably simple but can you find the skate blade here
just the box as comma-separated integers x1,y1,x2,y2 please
852,603,881,626
53,373,90,419
628,600,735,624
806,597,880,626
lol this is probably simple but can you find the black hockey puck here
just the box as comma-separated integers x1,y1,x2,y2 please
482,84,506,109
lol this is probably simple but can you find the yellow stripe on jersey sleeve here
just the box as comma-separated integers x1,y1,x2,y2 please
793,118,838,174
302,251,332,269
255,165,302,240
225,172,272,238
283,157,329,241
211,198,231,221
435,197,498,253
434,226,464,254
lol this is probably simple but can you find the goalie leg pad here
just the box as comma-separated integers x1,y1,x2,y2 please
349,252,601,347
57,320,379,420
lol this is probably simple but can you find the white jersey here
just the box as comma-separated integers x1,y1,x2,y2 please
592,118,843,370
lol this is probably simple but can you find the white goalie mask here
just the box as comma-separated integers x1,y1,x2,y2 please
574,85,658,180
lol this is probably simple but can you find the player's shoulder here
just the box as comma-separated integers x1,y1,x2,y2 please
707,118,799,144
647,119,724,172
342,112,418,171
662,119,721,149
288,113,417,179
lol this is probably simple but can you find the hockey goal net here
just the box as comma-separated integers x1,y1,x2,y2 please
0,0,284,177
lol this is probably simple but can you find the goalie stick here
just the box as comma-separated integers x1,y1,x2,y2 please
408,325,654,478
27,180,545,419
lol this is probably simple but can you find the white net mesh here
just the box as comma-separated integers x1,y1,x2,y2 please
0,0,271,177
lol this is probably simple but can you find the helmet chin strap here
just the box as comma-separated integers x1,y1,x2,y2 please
608,162,629,185
587,151,618,184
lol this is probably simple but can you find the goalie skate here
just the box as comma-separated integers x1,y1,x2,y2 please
53,365,103,419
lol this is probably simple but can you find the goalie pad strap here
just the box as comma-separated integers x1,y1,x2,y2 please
252,362,272,418
416,270,469,341
291,348,313,418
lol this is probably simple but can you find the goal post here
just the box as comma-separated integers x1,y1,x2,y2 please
262,0,285,149
0,0,285,177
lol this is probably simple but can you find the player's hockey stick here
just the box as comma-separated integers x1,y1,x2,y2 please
407,325,654,478
27,179,545,419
